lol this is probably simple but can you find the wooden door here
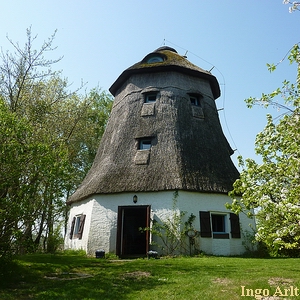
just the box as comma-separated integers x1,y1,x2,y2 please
116,205,150,257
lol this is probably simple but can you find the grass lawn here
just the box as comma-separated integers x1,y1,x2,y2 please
1,253,300,300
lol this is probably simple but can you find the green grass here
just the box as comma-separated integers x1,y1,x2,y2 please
1,253,300,299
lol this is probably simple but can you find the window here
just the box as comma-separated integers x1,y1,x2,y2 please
74,217,82,235
147,56,164,63
144,93,157,103
211,214,228,238
135,137,154,164
199,211,241,239
144,53,165,64
190,96,200,106
212,214,226,233
139,139,152,150
70,214,86,239
189,94,204,118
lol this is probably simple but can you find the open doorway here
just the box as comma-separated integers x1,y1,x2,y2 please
116,205,150,258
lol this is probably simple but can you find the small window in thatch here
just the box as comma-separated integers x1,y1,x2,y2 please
144,93,157,103
143,53,165,64
189,93,204,119
190,95,201,106
139,139,152,150
147,56,164,63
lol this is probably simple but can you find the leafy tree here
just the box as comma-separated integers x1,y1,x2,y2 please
227,44,300,256
283,0,300,13
0,28,112,258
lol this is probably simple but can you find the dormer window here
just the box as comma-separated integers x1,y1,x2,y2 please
143,53,166,64
139,139,152,150
147,56,164,63
144,92,157,103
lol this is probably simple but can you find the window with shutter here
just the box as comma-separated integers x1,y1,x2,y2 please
200,211,232,239
77,215,86,239
199,211,212,237
230,213,241,238
70,214,86,239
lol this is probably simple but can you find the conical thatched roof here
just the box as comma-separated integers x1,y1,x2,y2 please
67,47,239,204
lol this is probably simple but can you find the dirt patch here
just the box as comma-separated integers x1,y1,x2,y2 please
212,277,232,285
268,277,293,287
44,273,93,280
122,271,151,280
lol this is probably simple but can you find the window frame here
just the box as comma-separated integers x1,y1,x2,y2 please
188,93,203,107
139,138,152,150
144,92,157,103
74,216,82,236
143,53,166,64
211,214,226,234
147,56,164,63
211,213,229,239
190,96,200,106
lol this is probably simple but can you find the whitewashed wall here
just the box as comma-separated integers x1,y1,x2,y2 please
65,191,256,256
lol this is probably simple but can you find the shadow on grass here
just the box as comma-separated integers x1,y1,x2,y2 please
0,254,171,300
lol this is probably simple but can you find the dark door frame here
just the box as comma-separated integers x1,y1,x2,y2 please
116,205,150,258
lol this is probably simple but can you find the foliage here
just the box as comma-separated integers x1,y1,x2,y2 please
0,28,113,258
1,253,300,300
146,191,199,256
227,44,300,256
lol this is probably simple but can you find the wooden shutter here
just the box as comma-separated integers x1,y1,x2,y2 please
230,213,241,238
78,214,86,239
199,211,212,238
70,217,76,239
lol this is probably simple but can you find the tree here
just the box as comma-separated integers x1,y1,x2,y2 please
0,28,113,258
227,44,300,256
283,1,300,13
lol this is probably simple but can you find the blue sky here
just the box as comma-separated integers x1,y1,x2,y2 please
1,1,299,168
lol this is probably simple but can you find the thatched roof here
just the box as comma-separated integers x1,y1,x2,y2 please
67,47,239,204
110,46,220,99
